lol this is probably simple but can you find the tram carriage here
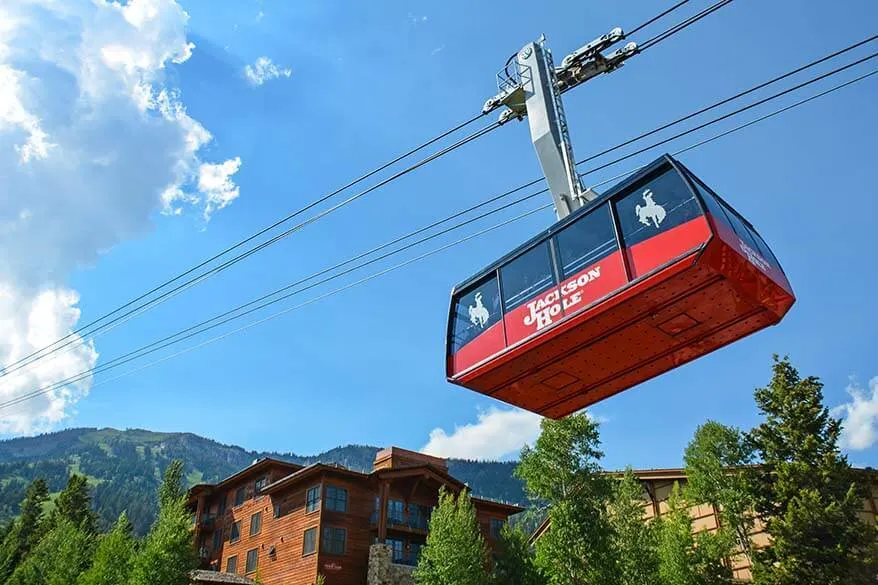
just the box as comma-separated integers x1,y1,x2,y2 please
446,155,795,418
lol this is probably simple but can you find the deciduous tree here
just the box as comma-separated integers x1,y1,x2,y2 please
515,413,615,585
491,524,542,585
415,488,490,585
6,518,94,585
129,461,196,585
78,513,136,585
684,421,753,561
608,468,659,585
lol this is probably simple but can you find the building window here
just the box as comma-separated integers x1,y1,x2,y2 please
245,548,258,574
217,495,226,515
325,485,348,513
303,527,317,556
273,502,281,519
387,538,404,562
387,499,404,525
410,542,423,564
321,526,346,556
226,555,237,574
213,529,222,551
490,518,505,539
254,476,267,493
408,503,428,530
249,511,262,536
234,487,246,507
306,486,321,513
229,520,241,543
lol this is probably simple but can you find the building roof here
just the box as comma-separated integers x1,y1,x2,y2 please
261,462,369,495
190,570,254,584
188,457,303,501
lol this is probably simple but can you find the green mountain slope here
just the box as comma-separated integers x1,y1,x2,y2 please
0,428,525,535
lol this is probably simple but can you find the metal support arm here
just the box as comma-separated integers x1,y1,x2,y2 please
483,29,637,219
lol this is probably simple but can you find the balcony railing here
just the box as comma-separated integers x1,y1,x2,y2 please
392,553,421,567
370,511,430,532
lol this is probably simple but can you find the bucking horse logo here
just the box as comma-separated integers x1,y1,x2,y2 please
635,189,667,228
468,292,490,329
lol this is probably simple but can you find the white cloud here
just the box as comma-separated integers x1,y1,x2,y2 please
244,56,291,86
422,407,543,460
835,377,878,450
0,0,241,433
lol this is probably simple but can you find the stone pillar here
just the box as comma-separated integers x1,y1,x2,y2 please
367,544,392,585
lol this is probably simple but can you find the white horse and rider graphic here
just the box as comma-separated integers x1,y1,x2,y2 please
635,189,667,228
468,292,490,328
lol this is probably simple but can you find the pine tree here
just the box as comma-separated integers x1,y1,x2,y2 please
54,474,98,534
0,478,50,581
491,524,542,585
656,483,733,585
515,413,616,585
129,461,196,585
414,488,490,585
6,518,94,585
608,468,659,585
78,513,136,585
746,356,878,584
684,421,754,562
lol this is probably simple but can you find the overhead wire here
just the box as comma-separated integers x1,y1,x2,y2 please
3,60,875,411
0,118,501,379
0,0,732,380
638,0,735,52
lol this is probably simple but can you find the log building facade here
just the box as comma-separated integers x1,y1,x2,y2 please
188,447,522,585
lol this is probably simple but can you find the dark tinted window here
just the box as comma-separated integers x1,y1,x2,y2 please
388,499,404,523
388,538,404,561
226,555,237,573
614,165,702,248
217,495,226,515
306,486,321,512
245,548,258,573
500,241,556,312
325,485,348,513
687,171,781,274
249,512,262,536
230,521,241,543
213,529,222,551
303,527,317,555
254,476,267,493
322,526,346,555
450,275,501,353
234,487,246,507
490,518,505,539
555,203,618,279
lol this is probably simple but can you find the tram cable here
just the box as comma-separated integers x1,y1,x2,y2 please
0,0,734,381
0,117,500,379
3,62,874,412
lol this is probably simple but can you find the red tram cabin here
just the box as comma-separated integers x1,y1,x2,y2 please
446,154,795,418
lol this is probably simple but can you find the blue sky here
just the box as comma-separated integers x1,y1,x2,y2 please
2,0,877,469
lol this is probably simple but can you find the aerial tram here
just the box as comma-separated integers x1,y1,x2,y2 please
445,32,795,418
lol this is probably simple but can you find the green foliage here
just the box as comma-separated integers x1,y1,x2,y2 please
656,483,733,585
415,488,490,585
491,524,542,585
0,429,526,535
0,478,49,581
608,468,659,585
746,356,878,584
78,513,136,585
53,474,99,534
516,414,616,585
684,421,754,560
129,460,196,585
7,518,94,585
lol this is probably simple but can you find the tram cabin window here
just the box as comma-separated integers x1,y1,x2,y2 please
554,203,619,279
500,241,556,312
450,276,501,353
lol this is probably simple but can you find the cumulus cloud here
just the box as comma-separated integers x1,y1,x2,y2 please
421,407,544,460
835,377,878,450
244,57,291,86
0,0,241,432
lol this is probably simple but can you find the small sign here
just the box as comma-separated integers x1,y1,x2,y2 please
324,561,342,573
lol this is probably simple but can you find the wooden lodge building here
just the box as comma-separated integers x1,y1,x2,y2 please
528,467,878,582
187,447,523,585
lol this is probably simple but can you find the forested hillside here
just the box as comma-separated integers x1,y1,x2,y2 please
0,428,525,534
